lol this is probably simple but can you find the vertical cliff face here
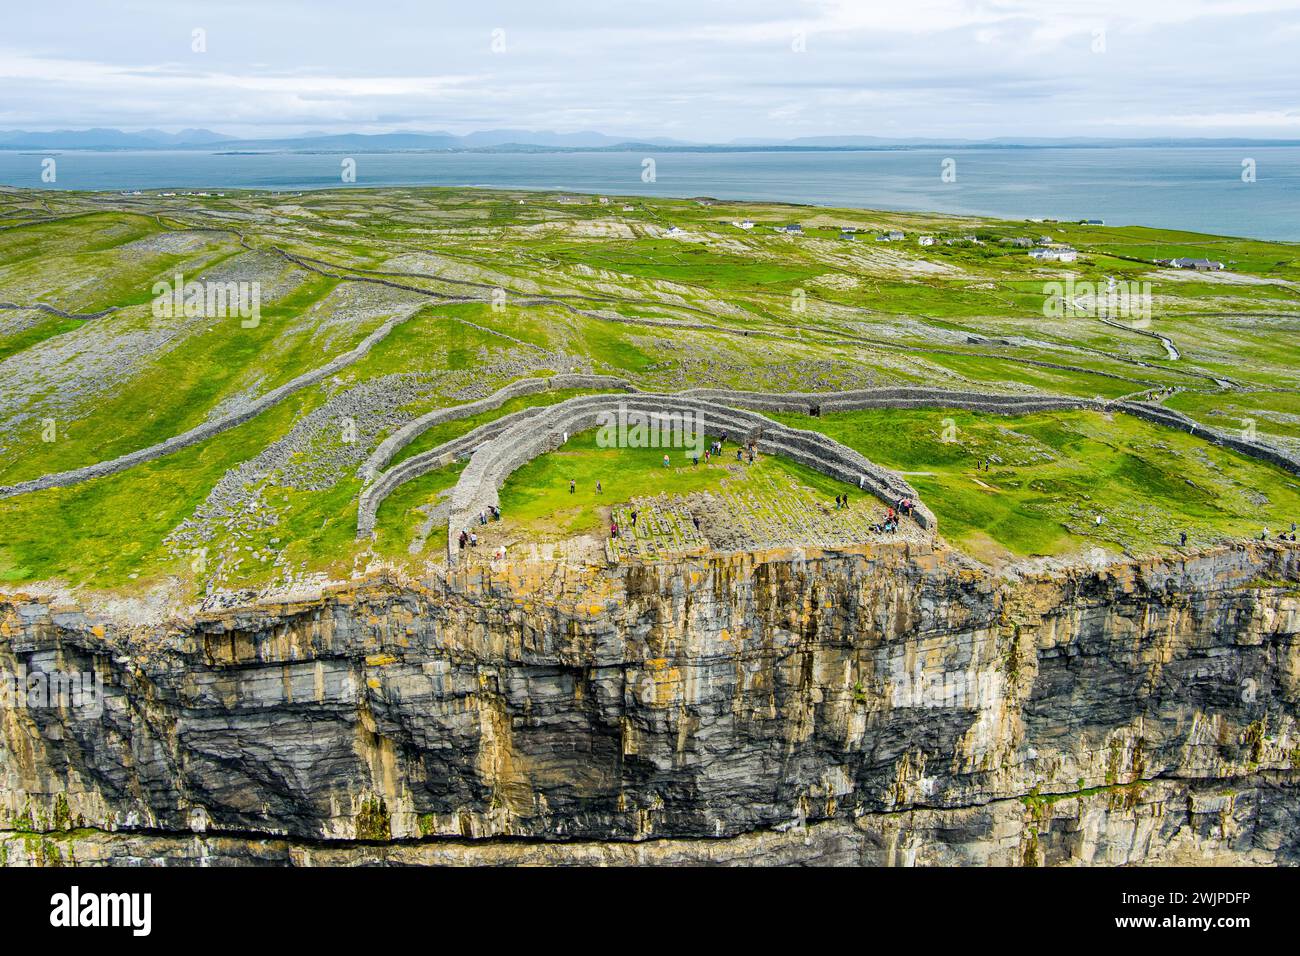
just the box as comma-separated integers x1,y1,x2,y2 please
2,541,1298,866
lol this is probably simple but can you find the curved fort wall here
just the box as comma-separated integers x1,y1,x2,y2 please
440,392,935,560
358,373,636,482
354,385,1300,556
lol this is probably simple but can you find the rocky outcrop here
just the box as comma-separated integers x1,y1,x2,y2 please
2,541,1298,866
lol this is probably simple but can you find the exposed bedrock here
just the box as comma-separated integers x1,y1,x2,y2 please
2,541,1298,865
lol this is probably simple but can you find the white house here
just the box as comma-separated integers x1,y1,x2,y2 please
1166,257,1224,271
876,230,905,242
918,235,935,246
1029,247,1078,263
733,219,755,230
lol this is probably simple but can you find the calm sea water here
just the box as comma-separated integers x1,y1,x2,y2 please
3,147,1298,241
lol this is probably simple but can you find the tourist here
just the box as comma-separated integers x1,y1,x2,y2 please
611,521,619,538
692,515,701,532
631,509,639,528
663,454,670,467
596,480,602,493
569,478,576,494
1179,531,1187,547
693,455,699,467
469,531,478,547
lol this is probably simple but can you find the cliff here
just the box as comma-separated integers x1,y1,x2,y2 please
2,541,1298,866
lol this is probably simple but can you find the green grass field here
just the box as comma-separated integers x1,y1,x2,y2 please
1,185,1296,598
775,407,1300,559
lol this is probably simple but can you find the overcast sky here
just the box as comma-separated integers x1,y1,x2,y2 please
3,0,1299,140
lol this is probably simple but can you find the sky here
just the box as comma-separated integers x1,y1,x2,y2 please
2,0,1299,141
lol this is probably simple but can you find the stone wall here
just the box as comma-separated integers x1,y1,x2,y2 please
359,373,635,482
1119,401,1300,476
356,404,551,539
442,392,933,559
0,305,425,500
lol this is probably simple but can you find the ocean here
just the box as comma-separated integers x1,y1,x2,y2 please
3,146,1298,241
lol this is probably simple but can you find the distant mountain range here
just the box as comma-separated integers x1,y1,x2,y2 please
2,128,1298,151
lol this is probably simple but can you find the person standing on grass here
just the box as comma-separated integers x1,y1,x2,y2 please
596,480,602,494
570,478,576,494
663,454,670,468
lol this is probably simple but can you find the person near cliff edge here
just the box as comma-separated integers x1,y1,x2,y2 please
1180,531,1188,547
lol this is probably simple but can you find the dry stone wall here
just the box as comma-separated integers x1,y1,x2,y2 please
442,392,934,559
0,305,426,500
359,373,636,482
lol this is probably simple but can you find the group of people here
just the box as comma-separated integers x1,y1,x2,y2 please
833,494,850,509
458,505,502,551
868,496,917,535
872,505,903,534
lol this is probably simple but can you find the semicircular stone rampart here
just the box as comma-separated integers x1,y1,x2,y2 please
358,373,636,483
357,384,1300,554
441,392,935,560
